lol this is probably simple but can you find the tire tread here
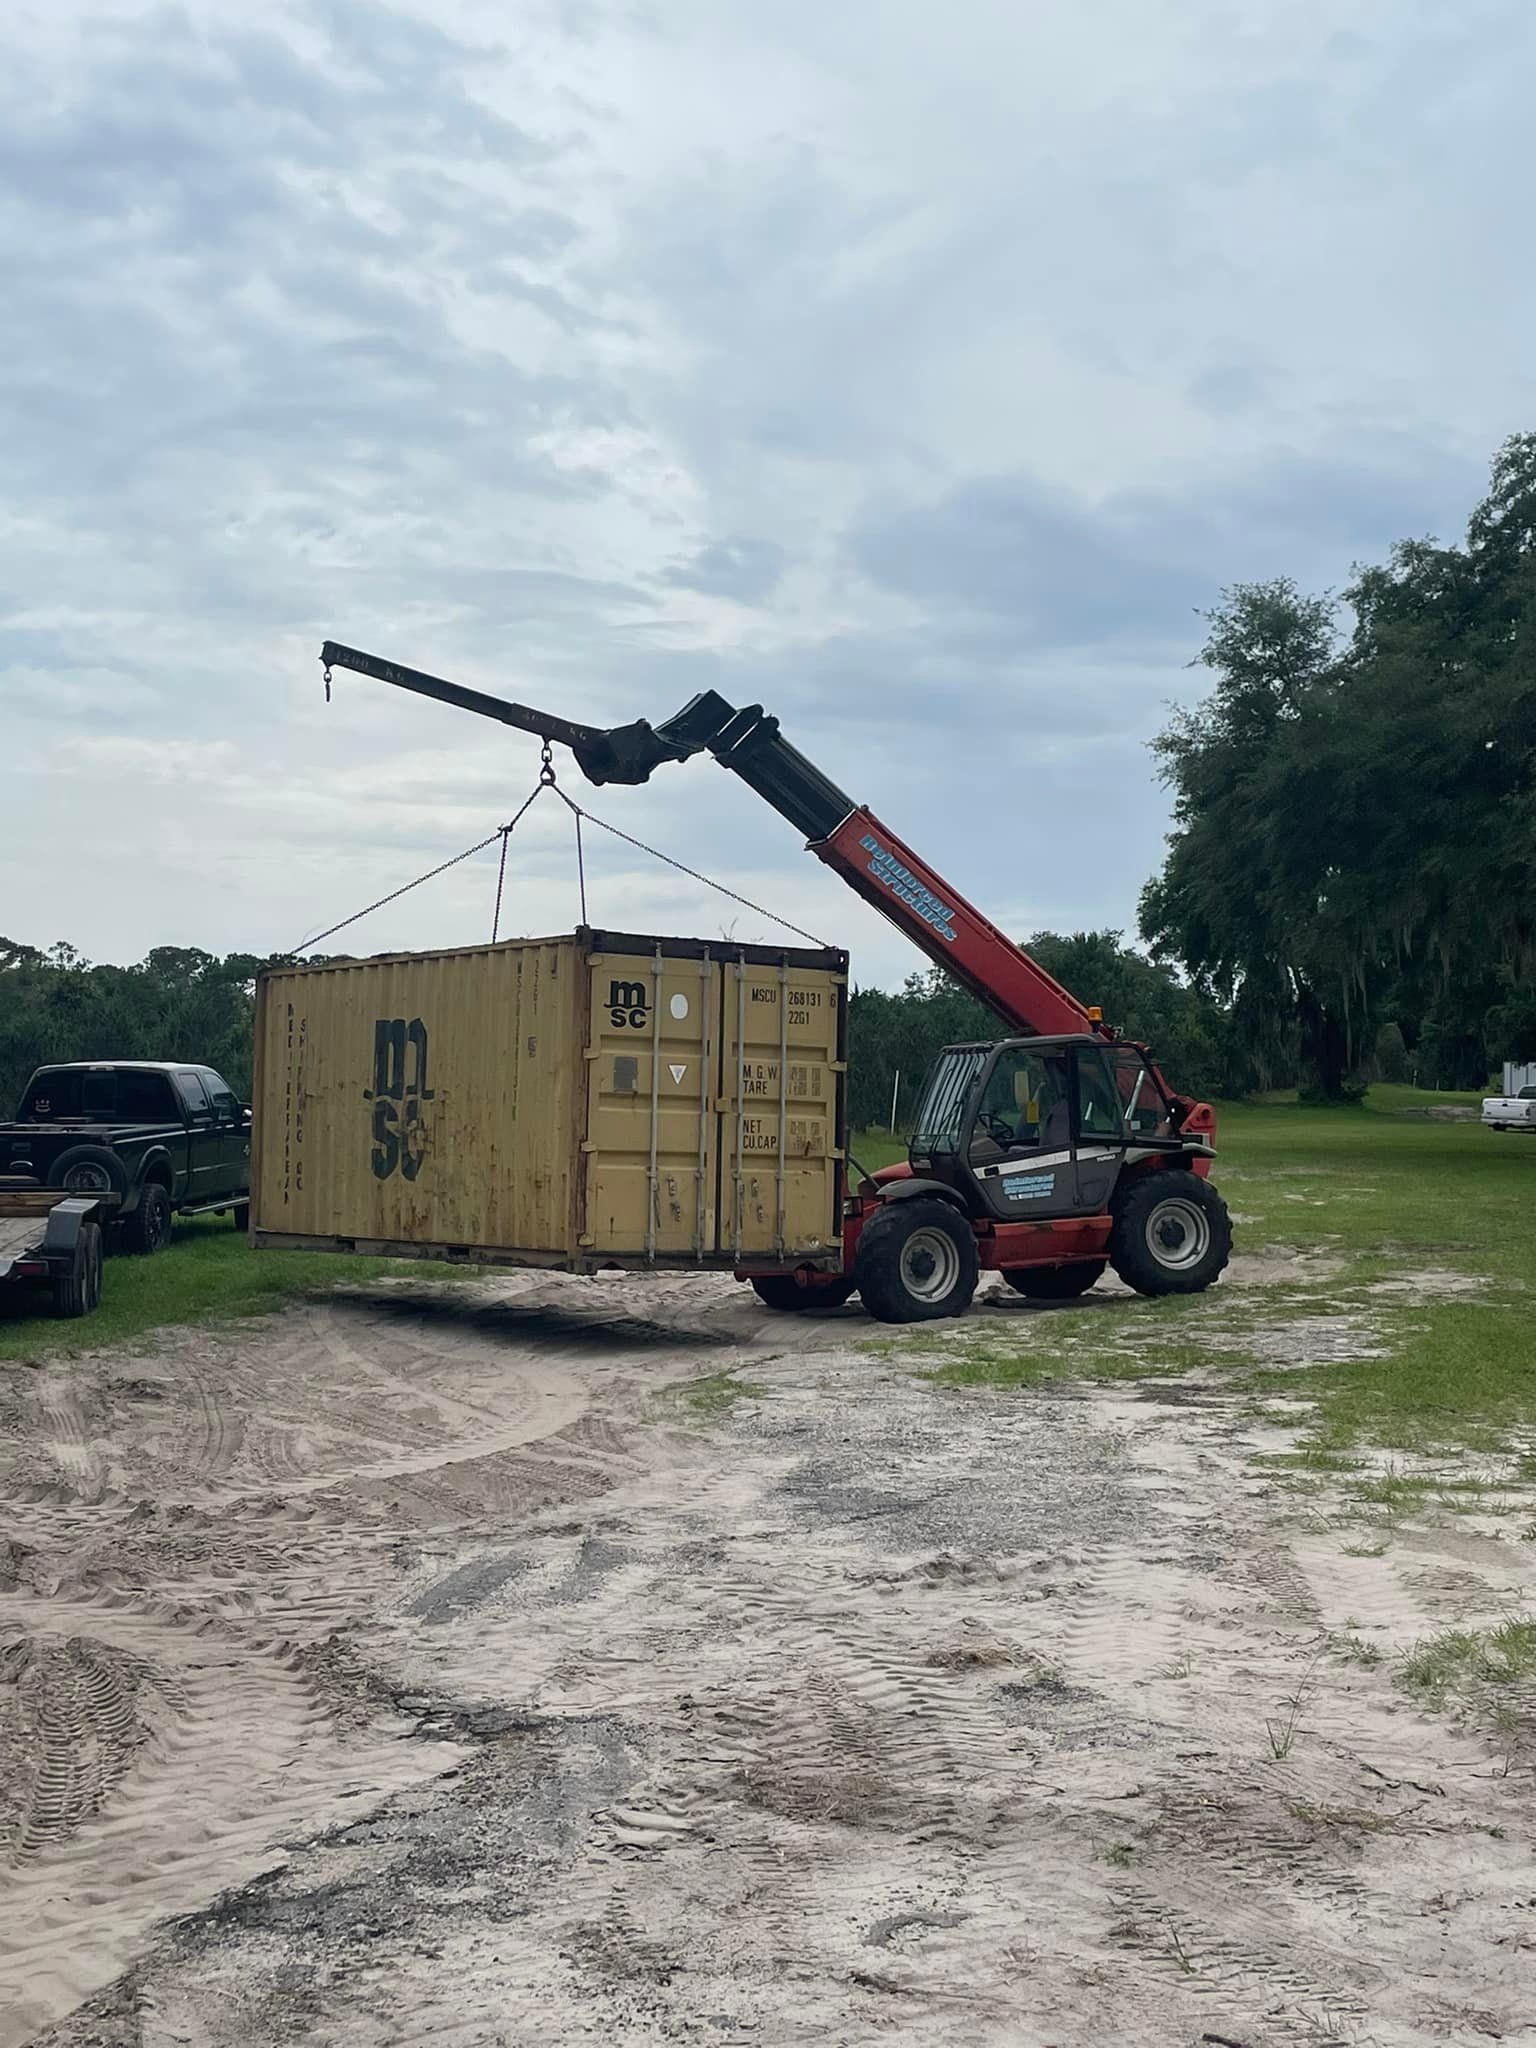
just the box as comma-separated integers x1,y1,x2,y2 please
1108,1169,1230,1296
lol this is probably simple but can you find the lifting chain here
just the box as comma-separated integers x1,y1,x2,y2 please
538,740,556,787
321,653,333,703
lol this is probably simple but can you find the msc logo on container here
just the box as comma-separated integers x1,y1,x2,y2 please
367,1017,434,1181
607,979,649,1029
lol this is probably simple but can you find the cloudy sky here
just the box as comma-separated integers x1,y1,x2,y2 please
3,0,1531,989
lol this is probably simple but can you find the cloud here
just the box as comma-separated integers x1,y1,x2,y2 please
1,668,163,717
846,440,1485,650
659,536,787,602
2,0,1532,996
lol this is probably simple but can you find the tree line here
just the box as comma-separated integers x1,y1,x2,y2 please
1140,433,1536,1099
3,435,1532,1121
0,940,268,1112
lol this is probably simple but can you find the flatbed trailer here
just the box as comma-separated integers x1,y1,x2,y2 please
0,1185,106,1319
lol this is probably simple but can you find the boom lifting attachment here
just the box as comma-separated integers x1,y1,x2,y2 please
319,640,1228,1318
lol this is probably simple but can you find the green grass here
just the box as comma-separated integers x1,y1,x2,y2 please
0,1213,460,1364
1400,1619,1536,1703
901,1316,1217,1392
673,1371,765,1417
1215,1097,1534,1451
1240,1082,1488,1112
855,1080,1536,1456
847,1129,909,1176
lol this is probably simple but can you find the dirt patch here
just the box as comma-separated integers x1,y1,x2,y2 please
3,1270,1534,2047
0,1271,731,2043
1221,1245,1349,1288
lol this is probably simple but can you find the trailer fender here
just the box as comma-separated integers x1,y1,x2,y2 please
41,1196,102,1255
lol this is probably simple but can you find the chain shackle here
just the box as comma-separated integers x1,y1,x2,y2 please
539,741,556,787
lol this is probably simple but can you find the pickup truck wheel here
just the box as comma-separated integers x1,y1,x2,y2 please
49,1145,129,1200
855,1198,978,1323
127,1183,173,1255
1109,1171,1231,1296
1003,1260,1107,1300
51,1223,103,1318
232,1202,250,1232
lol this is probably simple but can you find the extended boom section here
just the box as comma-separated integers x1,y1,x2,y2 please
813,810,1097,1040
318,640,1215,1151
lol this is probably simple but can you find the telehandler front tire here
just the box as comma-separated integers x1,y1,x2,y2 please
855,1199,978,1324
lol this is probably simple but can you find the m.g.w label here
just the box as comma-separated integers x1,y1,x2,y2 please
367,1017,434,1181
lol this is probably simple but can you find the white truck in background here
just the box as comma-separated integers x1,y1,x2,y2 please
1482,1073,1536,1129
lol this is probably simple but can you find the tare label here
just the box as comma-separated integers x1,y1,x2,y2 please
738,1061,819,1099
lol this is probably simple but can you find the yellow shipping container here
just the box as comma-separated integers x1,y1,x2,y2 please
251,931,848,1273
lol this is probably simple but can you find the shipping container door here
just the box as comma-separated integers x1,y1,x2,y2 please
583,949,717,1257
717,956,844,1258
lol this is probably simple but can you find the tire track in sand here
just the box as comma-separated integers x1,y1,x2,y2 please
0,1587,451,2048
0,1280,718,2044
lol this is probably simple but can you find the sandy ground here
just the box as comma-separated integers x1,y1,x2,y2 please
1,1269,1532,2048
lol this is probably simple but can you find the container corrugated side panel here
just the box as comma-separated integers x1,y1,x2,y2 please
718,955,845,1259
253,939,582,1254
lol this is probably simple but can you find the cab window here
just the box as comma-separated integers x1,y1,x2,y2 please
1076,1050,1126,1139
205,1077,242,1125
911,1048,988,1154
1110,1050,1173,1137
176,1072,212,1120
972,1049,1072,1153
21,1070,84,1120
118,1071,179,1121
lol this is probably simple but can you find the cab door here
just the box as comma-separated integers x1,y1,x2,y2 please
174,1071,223,1202
964,1046,1099,1222
1069,1047,1129,1214
200,1070,252,1199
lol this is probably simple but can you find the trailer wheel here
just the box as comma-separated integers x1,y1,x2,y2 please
1109,1171,1231,1296
855,1199,978,1324
1003,1260,1107,1300
750,1275,856,1312
127,1182,173,1256
51,1222,103,1319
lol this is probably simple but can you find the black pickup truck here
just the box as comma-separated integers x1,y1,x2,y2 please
0,1062,251,1253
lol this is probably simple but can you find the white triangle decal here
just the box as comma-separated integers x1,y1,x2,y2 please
669,1063,687,1084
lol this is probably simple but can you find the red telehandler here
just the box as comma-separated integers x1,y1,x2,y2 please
320,642,1232,1323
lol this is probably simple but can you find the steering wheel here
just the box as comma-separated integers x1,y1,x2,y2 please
976,1110,1016,1145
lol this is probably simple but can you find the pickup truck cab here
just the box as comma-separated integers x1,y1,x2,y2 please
0,1062,251,1252
1481,1085,1536,1131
